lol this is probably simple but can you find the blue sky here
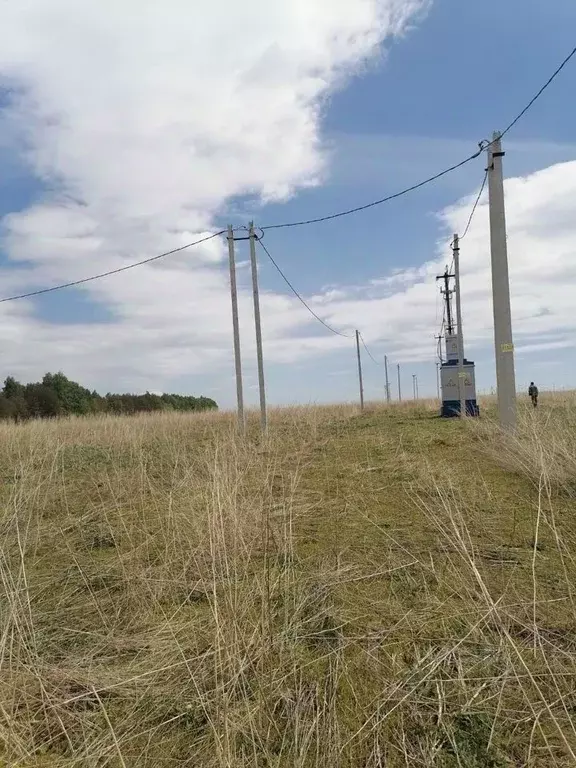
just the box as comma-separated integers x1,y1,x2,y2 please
0,0,575,406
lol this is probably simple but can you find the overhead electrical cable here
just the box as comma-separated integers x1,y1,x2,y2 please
0,231,226,304
259,239,386,366
359,333,383,366
261,45,576,231
261,152,482,230
460,170,488,240
498,45,576,140
257,239,353,339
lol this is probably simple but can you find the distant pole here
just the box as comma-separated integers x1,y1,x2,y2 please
249,222,267,433
355,330,364,411
384,355,391,403
436,362,440,400
452,234,466,419
439,267,454,335
487,133,517,431
412,374,417,401
397,364,402,401
227,225,245,434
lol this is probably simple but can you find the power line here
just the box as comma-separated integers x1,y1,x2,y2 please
261,44,576,231
460,170,488,240
261,152,482,230
359,333,382,366
499,45,576,139
0,231,226,304
259,239,389,368
259,239,387,369
257,239,352,338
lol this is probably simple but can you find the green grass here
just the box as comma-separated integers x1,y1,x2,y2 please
1,396,576,766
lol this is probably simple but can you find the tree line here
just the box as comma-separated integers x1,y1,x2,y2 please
0,372,217,421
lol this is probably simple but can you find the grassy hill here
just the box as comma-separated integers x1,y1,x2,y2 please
1,396,576,766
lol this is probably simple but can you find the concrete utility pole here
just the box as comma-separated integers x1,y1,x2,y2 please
412,374,418,401
397,364,402,401
355,330,365,411
452,234,466,419
487,133,517,431
249,222,267,433
227,225,245,434
384,355,391,403
436,362,440,400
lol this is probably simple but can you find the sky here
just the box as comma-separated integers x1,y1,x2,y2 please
0,0,575,407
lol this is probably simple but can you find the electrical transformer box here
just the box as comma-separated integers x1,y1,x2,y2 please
440,360,479,417
444,334,459,362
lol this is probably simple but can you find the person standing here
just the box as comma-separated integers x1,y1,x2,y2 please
528,382,539,408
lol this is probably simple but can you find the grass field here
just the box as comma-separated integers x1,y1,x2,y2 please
1,395,576,766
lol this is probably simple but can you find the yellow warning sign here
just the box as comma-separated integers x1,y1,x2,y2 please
501,343,514,353
458,372,466,378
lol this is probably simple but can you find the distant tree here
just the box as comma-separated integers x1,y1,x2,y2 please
105,394,119,414
122,395,138,414
160,394,175,411
0,395,15,420
24,384,61,419
90,391,107,414
196,396,218,411
3,376,24,399
139,392,163,412
106,394,134,415
11,396,29,422
0,372,217,420
42,372,93,415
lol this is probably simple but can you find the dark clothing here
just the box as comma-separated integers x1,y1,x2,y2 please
528,385,538,407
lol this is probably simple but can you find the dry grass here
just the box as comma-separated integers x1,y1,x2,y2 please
0,395,576,766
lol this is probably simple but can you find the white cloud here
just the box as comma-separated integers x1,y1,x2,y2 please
0,0,427,395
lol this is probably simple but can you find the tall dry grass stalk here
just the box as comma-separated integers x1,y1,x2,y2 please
475,392,576,494
0,400,575,765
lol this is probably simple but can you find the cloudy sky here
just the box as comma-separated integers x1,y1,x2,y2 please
0,0,574,406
